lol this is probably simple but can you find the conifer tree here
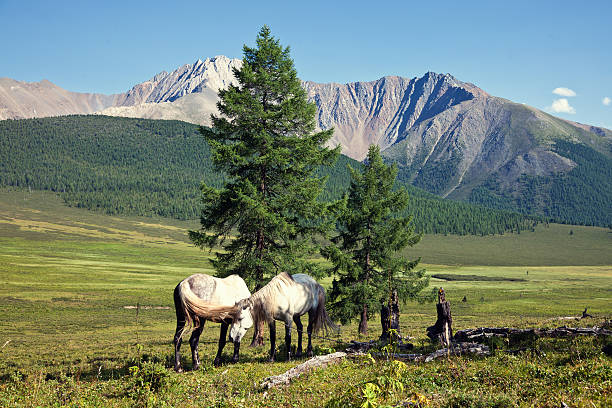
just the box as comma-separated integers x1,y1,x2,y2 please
322,145,429,335
189,26,339,290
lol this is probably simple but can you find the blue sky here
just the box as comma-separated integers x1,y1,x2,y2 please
1,0,610,128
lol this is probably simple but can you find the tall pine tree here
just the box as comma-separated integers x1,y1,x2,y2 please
189,26,339,290
322,145,429,335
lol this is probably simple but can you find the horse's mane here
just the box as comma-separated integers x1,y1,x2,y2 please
246,272,295,324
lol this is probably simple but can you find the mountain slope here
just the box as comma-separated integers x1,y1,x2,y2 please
304,72,611,226
0,78,119,120
1,58,610,226
0,56,240,121
96,90,219,124
303,73,484,160
0,115,539,235
113,55,241,106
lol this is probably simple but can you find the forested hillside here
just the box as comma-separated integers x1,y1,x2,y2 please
468,140,612,227
0,115,539,234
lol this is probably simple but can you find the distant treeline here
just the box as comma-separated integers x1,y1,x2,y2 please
0,115,539,235
469,140,612,228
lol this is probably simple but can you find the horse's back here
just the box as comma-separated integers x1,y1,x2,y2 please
291,273,316,286
286,273,321,317
179,273,250,306
216,274,251,304
180,274,217,302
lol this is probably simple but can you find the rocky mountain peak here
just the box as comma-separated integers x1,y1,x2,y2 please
304,72,480,159
116,55,241,106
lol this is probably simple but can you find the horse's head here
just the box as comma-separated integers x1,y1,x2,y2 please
229,299,253,343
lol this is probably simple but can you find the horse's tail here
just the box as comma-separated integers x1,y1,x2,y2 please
173,282,187,335
175,280,239,329
313,284,340,336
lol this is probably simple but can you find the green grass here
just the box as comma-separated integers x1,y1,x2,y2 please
0,189,610,407
404,223,612,266
430,273,526,282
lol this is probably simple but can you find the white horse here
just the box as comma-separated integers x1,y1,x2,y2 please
173,273,250,372
229,272,338,361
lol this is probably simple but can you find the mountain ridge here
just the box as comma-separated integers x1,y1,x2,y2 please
1,57,610,226
0,77,120,119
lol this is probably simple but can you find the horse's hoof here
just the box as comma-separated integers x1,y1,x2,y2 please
175,366,184,373
268,356,275,363
192,363,200,371
230,357,239,364
213,358,222,367
306,350,313,358
295,351,302,358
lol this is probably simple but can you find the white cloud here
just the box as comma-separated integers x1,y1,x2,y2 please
603,96,611,106
549,98,576,114
552,87,576,97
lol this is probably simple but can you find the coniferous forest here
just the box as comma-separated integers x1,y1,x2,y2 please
0,115,541,235
469,140,612,228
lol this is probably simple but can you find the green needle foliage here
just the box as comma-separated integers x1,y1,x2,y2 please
189,26,340,289
323,145,429,335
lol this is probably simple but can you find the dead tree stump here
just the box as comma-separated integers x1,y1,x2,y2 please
380,290,400,342
426,287,453,346
581,307,593,319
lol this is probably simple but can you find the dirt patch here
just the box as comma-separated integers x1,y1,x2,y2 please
431,273,526,282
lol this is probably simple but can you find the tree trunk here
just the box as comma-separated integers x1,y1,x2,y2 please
251,157,267,348
359,227,370,336
358,303,368,335
380,289,400,342
426,287,453,346
250,280,265,347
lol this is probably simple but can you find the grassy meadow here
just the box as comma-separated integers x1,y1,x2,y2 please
0,189,610,407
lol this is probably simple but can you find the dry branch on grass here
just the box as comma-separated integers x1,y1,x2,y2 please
369,342,490,362
260,342,490,388
260,352,348,389
454,325,612,342
347,339,414,354
548,307,595,321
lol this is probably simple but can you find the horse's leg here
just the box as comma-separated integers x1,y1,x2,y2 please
306,311,314,357
285,319,293,362
189,321,205,370
231,335,241,363
293,315,303,358
213,321,228,366
268,320,276,362
173,284,186,372
173,320,185,372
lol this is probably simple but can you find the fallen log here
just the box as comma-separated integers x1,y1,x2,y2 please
549,307,595,321
454,326,612,343
347,339,414,354
347,340,377,353
261,341,491,389
424,342,490,362
366,342,490,362
260,352,348,389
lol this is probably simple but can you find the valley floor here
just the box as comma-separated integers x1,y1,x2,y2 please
0,189,610,407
